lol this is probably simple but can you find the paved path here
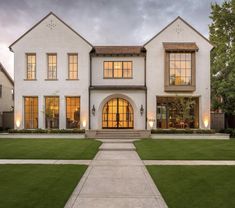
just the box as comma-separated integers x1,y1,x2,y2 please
65,141,168,208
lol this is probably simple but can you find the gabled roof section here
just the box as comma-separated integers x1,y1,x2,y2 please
91,46,146,56
9,12,93,52
144,16,212,46
0,63,14,85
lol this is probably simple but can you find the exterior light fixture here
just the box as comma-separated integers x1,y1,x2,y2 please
82,120,87,129
92,105,96,116
16,120,20,129
140,105,144,116
204,119,209,128
148,119,155,129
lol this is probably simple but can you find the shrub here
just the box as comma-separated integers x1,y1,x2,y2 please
151,129,215,134
219,128,235,138
8,128,85,134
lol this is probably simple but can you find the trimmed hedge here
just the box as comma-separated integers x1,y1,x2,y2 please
219,128,235,138
151,129,215,134
8,128,85,134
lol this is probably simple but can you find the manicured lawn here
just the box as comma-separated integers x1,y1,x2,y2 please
134,139,235,160
147,166,235,208
0,139,101,159
0,165,87,208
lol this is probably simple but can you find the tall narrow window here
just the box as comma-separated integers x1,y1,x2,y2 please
26,54,36,80
47,54,57,79
103,61,132,78
24,97,38,129
45,96,59,128
66,97,80,128
68,54,78,79
0,85,2,98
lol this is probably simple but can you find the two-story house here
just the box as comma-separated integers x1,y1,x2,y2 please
0,63,14,128
9,12,212,130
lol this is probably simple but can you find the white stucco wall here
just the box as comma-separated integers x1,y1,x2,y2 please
91,56,145,86
90,90,146,129
145,18,213,129
11,14,92,129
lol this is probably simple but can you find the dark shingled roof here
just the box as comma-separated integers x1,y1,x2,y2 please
91,46,146,56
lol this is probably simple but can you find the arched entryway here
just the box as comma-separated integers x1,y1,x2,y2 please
102,98,134,129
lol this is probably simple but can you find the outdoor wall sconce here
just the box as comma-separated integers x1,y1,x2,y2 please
92,105,96,116
140,105,144,116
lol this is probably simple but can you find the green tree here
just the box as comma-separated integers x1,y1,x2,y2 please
209,0,235,114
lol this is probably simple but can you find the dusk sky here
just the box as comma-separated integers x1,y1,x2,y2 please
0,0,223,78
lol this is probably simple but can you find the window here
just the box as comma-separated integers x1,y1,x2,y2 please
169,53,192,86
26,54,36,80
156,96,199,129
66,97,80,128
103,61,132,78
24,97,38,129
47,54,57,79
0,85,2,98
45,97,59,128
68,54,78,79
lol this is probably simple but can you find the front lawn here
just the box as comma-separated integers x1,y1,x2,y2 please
0,165,87,208
0,139,101,159
147,166,235,208
134,139,235,160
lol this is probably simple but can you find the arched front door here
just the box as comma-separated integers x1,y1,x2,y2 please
102,98,134,129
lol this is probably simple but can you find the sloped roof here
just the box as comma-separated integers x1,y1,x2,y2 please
91,46,146,56
163,42,199,51
9,12,93,51
144,16,212,46
0,63,14,85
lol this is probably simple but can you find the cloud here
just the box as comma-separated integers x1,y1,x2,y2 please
0,0,224,77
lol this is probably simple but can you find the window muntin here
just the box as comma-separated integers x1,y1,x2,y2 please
169,53,192,86
47,54,57,79
26,54,36,80
68,54,78,79
66,97,80,129
103,61,132,78
45,96,59,128
24,97,38,129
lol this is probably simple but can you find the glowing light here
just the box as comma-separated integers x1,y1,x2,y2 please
16,120,20,128
82,120,86,128
149,121,154,128
204,119,209,128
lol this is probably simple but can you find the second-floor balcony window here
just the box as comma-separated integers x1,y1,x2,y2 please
26,54,36,80
47,54,57,79
103,61,132,79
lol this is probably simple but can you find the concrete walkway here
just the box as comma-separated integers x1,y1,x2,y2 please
65,141,168,208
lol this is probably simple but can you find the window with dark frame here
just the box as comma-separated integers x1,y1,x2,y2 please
66,97,80,129
103,61,132,78
24,97,38,129
169,53,192,86
26,54,36,80
68,54,78,79
47,54,57,79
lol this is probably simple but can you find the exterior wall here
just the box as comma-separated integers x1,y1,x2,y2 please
91,56,145,86
90,90,146,129
11,14,92,129
145,18,213,129
0,70,13,127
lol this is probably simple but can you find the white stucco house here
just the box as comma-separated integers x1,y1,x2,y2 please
9,12,213,130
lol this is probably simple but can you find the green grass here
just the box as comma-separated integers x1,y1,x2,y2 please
134,139,235,160
147,166,235,208
0,164,87,208
0,139,101,159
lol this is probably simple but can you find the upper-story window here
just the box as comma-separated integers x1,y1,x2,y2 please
164,42,198,92
0,84,2,98
26,54,36,80
169,53,192,86
47,54,57,80
68,54,78,79
103,61,132,79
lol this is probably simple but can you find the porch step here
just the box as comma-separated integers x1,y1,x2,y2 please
86,129,151,139
99,143,136,151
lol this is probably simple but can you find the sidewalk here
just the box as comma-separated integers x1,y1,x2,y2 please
65,142,168,208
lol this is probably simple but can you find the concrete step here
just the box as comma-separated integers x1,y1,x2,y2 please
97,139,139,143
99,143,136,151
